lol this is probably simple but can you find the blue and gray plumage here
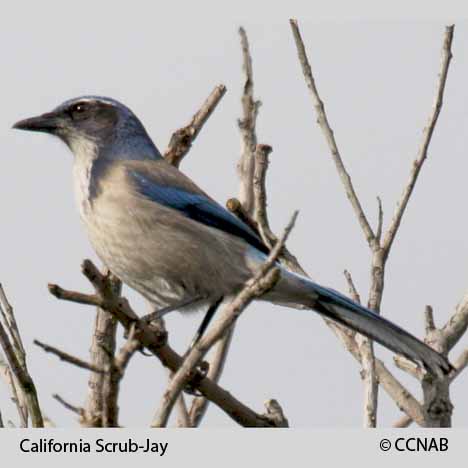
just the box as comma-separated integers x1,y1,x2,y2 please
13,96,452,377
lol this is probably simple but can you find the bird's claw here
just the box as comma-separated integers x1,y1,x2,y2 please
183,361,209,396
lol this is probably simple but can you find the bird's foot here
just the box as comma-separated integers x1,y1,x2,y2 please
182,358,209,396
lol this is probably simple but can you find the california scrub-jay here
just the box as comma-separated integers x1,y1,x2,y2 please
13,96,451,377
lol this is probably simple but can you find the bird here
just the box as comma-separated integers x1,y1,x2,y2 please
13,95,452,377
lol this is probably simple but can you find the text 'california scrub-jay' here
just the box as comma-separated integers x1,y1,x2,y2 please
13,96,452,377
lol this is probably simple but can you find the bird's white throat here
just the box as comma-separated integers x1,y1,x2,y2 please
71,137,99,219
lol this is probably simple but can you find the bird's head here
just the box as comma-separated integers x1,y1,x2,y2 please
13,96,159,159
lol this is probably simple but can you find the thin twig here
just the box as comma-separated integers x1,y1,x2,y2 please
0,285,29,426
290,19,376,249
34,339,105,374
424,305,436,334
53,394,83,416
290,19,456,428
48,284,102,307
382,25,454,254
226,198,262,236
393,355,424,380
189,325,235,426
0,284,25,361
343,270,361,304
164,84,227,167
450,349,468,380
232,152,308,276
263,399,289,427
0,289,43,427
289,19,381,427
441,290,468,350
151,213,297,427
0,356,27,427
375,197,384,243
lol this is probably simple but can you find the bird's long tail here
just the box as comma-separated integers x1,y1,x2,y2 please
266,268,452,378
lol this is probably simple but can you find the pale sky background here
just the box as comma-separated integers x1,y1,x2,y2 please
0,4,467,427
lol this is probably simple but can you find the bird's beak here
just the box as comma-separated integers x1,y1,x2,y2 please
12,111,62,134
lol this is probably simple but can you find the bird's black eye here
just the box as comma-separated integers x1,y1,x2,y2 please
69,102,89,120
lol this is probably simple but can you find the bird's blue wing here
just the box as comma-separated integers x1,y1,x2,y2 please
129,169,270,255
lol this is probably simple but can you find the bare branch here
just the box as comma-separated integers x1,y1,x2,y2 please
424,305,436,334
176,395,191,427
376,359,425,426
290,21,457,428
290,18,376,249
0,284,25,361
0,285,29,426
151,213,297,427
252,144,276,246
393,348,468,428
186,33,264,425
238,27,261,214
450,348,468,380
141,83,229,426
47,285,102,307
422,316,452,427
289,23,383,427
228,195,307,277
357,338,377,427
189,325,235,426
83,270,120,427
375,197,383,243
34,339,105,374
343,270,361,304
0,356,27,427
53,394,83,416
441,290,468,350
102,325,140,427
49,261,277,427
393,415,413,428
290,18,380,427
263,399,289,427
382,25,454,254
226,197,262,236
164,84,227,167
341,272,377,427
327,325,425,425
0,327,43,426
393,355,424,380
234,144,308,276
0,287,43,427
